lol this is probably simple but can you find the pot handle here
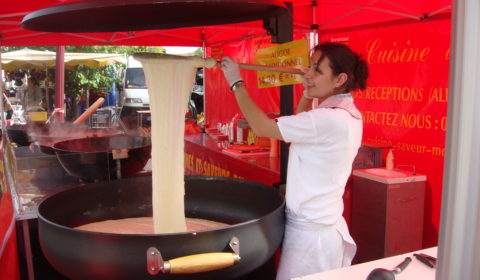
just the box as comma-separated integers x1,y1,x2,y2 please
147,237,241,275
168,252,240,274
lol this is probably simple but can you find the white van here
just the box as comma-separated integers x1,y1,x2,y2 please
119,56,204,128
120,56,150,128
122,56,149,109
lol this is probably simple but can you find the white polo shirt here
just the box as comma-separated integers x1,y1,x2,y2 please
276,93,362,225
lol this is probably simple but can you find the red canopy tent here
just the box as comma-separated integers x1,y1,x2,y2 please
0,1,451,47
3,2,480,280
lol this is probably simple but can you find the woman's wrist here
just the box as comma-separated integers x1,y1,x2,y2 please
230,80,245,92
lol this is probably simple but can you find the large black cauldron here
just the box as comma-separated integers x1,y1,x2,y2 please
6,123,50,146
38,176,285,280
6,123,91,147
52,135,151,181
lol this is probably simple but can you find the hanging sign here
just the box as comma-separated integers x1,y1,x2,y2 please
210,46,225,60
255,39,309,88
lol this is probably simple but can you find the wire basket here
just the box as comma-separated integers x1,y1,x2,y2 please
89,108,112,128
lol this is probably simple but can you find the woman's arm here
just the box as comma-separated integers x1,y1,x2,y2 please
296,96,313,114
232,83,283,140
222,57,284,140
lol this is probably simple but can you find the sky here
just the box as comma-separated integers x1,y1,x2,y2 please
163,47,199,54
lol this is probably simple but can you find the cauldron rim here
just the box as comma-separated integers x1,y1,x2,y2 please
37,213,283,237
37,175,285,236
51,135,151,153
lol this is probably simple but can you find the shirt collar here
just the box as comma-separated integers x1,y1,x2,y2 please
317,93,362,119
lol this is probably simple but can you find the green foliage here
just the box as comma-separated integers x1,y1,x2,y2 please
2,45,202,98
65,63,125,97
1,45,166,55
193,48,204,57
0,46,54,52
0,45,154,97
65,45,166,55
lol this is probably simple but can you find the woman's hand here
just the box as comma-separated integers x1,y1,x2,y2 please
221,57,243,87
220,56,283,141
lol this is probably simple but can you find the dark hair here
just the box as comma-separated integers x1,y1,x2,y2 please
313,42,368,91
28,76,39,87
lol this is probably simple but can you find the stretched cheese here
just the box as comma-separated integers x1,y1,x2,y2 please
134,53,216,233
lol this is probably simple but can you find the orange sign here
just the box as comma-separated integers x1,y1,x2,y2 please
255,39,309,88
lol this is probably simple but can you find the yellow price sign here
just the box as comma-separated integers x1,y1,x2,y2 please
255,39,309,88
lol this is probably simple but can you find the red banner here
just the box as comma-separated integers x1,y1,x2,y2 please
205,35,305,127
320,19,450,247
205,18,450,247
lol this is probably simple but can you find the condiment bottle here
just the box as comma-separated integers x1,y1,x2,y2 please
386,149,394,170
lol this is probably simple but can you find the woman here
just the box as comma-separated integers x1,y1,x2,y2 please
221,42,368,280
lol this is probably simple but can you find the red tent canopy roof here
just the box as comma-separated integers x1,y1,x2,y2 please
0,0,452,46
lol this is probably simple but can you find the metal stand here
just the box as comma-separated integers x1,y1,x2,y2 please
137,110,151,128
110,106,128,131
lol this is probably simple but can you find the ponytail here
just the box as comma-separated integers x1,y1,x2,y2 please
313,42,369,92
353,55,368,91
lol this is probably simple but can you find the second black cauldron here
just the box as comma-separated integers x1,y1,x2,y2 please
52,135,151,181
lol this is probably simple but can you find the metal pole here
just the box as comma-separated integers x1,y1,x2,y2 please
0,51,5,134
202,29,207,125
277,2,294,185
44,66,49,113
55,46,65,110
437,0,480,279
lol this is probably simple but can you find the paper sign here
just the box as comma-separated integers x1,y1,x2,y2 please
252,36,275,51
210,46,224,60
112,149,129,159
255,39,309,88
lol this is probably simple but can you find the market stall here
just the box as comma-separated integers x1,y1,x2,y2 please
1,1,479,280
1,48,126,70
1,48,125,116
2,2,293,279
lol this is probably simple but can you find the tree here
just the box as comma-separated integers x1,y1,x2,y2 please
65,45,167,55
1,45,167,54
65,64,124,97
2,45,202,119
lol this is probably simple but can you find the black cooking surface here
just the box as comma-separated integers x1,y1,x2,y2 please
22,0,287,32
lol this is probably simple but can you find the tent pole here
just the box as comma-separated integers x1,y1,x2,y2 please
44,65,50,113
55,46,65,115
0,51,5,134
437,0,480,279
274,2,294,186
202,29,207,125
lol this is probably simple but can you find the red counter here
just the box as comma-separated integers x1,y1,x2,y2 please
184,133,280,186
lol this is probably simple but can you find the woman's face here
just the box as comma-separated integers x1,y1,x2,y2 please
304,50,344,100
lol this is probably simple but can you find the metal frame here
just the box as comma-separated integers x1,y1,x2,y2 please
437,0,480,279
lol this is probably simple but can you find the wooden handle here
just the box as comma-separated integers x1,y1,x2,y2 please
167,252,240,274
238,63,304,75
216,61,304,75
73,97,105,124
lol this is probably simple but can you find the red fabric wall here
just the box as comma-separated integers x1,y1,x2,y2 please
325,18,450,248
0,193,20,280
205,18,450,247
205,36,305,126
